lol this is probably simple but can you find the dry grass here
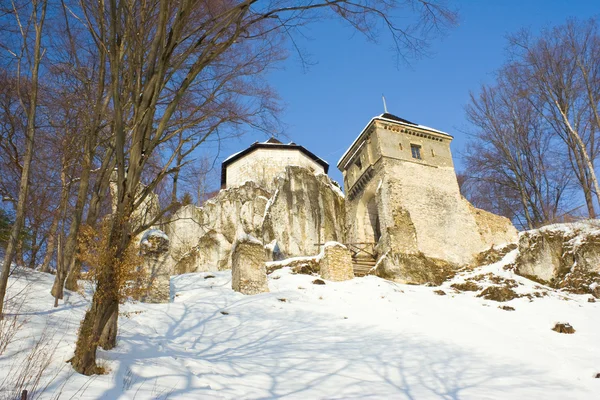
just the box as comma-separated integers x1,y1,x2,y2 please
0,320,66,400
0,310,25,356
451,281,481,292
477,286,519,302
78,223,147,302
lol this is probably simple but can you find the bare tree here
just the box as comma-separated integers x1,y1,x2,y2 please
464,18,600,228
0,0,48,319
507,19,600,217
64,0,456,374
464,71,571,229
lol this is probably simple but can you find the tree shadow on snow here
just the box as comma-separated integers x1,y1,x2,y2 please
74,283,576,400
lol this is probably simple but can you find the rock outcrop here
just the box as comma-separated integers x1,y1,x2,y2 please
263,166,345,259
514,221,600,297
374,251,457,285
163,181,270,274
231,235,269,295
162,167,345,275
319,242,353,281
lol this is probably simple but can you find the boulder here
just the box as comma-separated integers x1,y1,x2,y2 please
263,166,345,259
319,242,353,281
374,251,458,285
514,221,600,297
231,235,269,295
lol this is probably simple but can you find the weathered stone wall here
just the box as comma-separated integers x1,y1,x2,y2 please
231,236,269,295
225,148,326,192
382,160,486,265
162,167,344,275
467,202,519,250
341,118,518,283
263,166,345,259
319,242,354,281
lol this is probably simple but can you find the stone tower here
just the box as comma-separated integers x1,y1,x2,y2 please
338,113,517,281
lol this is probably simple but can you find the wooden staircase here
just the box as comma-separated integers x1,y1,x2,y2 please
346,242,377,277
352,254,377,277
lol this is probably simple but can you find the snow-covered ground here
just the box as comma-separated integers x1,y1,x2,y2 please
1,253,599,399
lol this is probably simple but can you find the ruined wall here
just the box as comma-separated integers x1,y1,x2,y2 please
467,202,518,250
225,148,325,192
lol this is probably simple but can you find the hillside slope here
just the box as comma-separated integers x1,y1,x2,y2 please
1,251,599,399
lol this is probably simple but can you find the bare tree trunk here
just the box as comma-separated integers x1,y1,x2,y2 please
65,150,115,289
99,308,118,349
52,235,64,307
62,140,93,292
555,100,600,213
40,216,59,273
0,0,47,319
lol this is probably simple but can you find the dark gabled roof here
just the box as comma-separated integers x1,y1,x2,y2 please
221,139,329,187
379,113,417,126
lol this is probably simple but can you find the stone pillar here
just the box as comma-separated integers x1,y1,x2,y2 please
232,235,269,295
138,229,171,303
320,242,354,281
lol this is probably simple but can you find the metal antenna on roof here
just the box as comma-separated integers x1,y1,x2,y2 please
382,95,388,114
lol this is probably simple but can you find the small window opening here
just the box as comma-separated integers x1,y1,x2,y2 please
355,157,362,170
399,143,403,151
431,149,435,157
411,144,422,160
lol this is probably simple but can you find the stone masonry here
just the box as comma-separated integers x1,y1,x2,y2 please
319,242,354,281
231,235,269,295
338,113,517,283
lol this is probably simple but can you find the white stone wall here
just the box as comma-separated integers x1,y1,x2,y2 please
342,120,518,268
225,148,325,192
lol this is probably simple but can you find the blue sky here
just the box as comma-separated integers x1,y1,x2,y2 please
213,0,599,187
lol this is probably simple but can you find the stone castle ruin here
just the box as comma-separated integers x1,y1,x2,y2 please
134,113,519,301
338,113,517,281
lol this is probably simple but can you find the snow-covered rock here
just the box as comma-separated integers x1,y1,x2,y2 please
162,166,345,274
515,220,600,297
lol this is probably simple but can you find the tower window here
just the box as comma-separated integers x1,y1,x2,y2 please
411,144,422,160
355,157,362,170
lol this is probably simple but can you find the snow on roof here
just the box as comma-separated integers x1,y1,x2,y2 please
337,113,452,168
